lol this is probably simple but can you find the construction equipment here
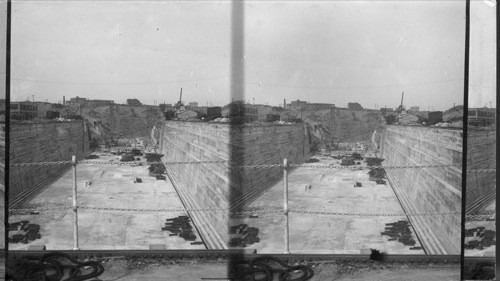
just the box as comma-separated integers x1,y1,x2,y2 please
173,88,184,111
395,92,406,115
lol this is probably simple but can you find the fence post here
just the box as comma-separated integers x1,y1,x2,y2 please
72,155,79,250
283,158,290,254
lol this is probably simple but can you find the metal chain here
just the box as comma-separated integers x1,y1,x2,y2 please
9,206,282,215
466,168,496,173
9,161,72,167
9,160,227,167
239,164,284,169
78,160,227,165
241,163,462,169
289,209,462,217
9,206,72,214
10,206,472,218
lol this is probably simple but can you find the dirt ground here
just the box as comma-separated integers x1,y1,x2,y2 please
88,258,460,281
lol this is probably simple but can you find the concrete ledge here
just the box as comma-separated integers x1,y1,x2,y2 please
149,244,167,250
27,245,46,251
360,248,372,255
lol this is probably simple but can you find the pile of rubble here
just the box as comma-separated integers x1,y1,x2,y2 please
120,154,135,162
161,216,202,245
8,221,42,244
148,163,166,180
85,154,100,159
340,157,355,166
464,227,496,250
365,157,384,166
351,153,363,160
145,153,164,162
366,157,386,185
228,224,260,248
381,220,421,250
130,148,142,156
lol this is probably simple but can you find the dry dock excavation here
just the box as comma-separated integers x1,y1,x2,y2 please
8,119,466,256
9,151,205,250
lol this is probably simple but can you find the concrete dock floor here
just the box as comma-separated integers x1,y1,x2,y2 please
230,156,425,255
9,151,205,250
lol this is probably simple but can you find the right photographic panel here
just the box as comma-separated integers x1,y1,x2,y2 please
464,0,496,280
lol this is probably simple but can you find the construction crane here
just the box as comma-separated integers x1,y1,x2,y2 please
395,92,406,115
174,88,184,110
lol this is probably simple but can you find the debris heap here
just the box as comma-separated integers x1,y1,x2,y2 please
366,157,386,185
229,224,260,248
465,227,496,250
120,154,135,162
8,221,42,244
365,157,384,166
144,153,164,162
148,163,166,179
84,154,100,159
340,157,355,166
351,153,363,160
381,220,421,250
130,148,142,156
161,216,200,244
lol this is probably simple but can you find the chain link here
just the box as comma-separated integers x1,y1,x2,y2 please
9,206,282,215
79,160,227,165
239,164,284,169
466,168,496,173
289,209,462,217
10,206,468,218
9,160,228,167
9,161,72,167
241,163,462,169
9,206,71,214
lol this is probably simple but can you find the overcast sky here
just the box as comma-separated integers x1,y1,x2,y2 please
10,1,470,110
469,0,496,108
0,1,5,100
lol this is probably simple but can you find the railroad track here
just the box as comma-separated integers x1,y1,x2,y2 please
6,249,477,265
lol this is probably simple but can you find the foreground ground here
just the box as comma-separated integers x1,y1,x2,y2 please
230,155,424,254
9,151,205,250
91,258,460,281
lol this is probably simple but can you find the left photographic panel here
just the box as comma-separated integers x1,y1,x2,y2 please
0,1,7,280
8,0,231,255
0,0,6,278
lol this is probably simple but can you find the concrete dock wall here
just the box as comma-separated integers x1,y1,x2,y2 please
381,125,462,255
160,121,310,249
160,121,231,249
9,120,90,207
466,129,496,213
230,124,311,206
